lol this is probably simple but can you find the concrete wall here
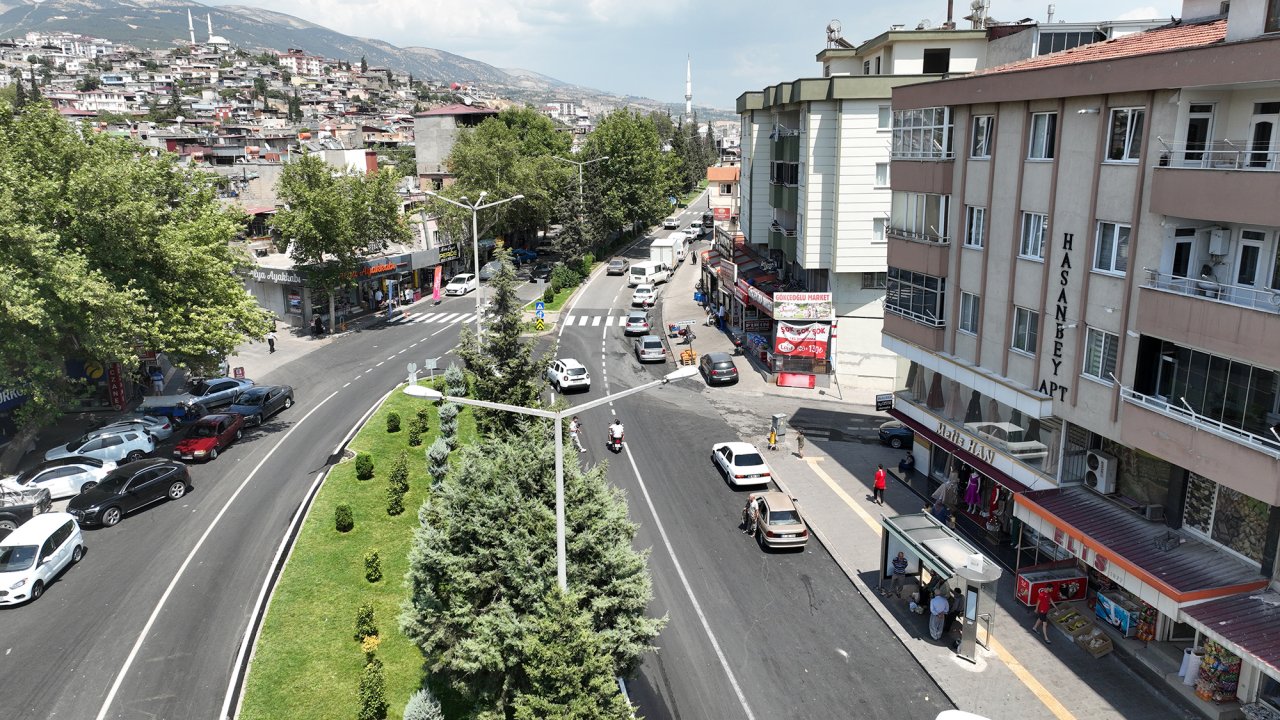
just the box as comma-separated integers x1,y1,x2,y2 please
414,115,457,177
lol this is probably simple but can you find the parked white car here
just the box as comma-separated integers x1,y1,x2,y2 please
546,358,591,392
711,442,772,486
45,428,155,464
631,284,657,308
100,415,175,441
0,457,117,500
444,273,478,296
0,512,84,605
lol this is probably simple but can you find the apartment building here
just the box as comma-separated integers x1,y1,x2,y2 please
885,0,1280,709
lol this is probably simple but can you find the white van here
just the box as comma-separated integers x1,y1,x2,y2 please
629,260,671,287
0,512,84,605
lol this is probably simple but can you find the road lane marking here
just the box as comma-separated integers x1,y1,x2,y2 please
411,342,419,348
801,457,1075,720
343,382,351,388
385,355,395,361
431,326,448,337
375,361,385,367
621,444,756,720
591,316,602,326
97,389,342,720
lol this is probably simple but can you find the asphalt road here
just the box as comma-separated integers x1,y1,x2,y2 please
550,200,953,719
0,280,543,720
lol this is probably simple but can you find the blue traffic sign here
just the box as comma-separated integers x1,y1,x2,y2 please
535,301,545,311
535,309,545,319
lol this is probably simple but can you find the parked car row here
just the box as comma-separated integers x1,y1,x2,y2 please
709,442,809,551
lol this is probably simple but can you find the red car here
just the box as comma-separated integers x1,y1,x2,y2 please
173,414,244,462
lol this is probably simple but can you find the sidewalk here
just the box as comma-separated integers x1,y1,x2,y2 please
656,253,1200,720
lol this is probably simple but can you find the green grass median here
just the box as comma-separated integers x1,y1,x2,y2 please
239,385,476,720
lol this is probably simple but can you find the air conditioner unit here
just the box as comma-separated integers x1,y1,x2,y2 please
1085,450,1117,495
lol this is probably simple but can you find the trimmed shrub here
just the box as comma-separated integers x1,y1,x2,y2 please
354,601,378,641
438,403,459,449
355,453,374,480
542,285,555,303
385,412,401,433
444,364,466,397
550,265,581,293
386,485,404,516
335,504,354,533
389,451,409,493
403,688,444,720
365,549,382,583
357,657,388,720
407,424,422,447
360,634,382,663
578,252,595,277
426,437,450,488
415,406,431,429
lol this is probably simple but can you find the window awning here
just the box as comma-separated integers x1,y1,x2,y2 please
1182,590,1280,681
882,513,984,581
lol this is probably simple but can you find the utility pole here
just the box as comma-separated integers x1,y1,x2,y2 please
426,190,523,338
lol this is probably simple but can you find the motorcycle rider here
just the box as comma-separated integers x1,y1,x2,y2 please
609,419,624,448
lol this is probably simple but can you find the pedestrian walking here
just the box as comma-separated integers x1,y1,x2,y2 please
569,415,585,453
946,587,965,634
929,588,949,640
742,495,762,535
1031,587,1058,643
266,331,277,354
767,429,777,451
149,366,165,396
717,304,726,330
374,288,384,308
795,429,805,458
873,464,887,505
887,551,909,598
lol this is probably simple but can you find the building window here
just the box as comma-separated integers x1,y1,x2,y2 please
1037,30,1107,55
970,115,994,159
875,56,882,74
874,163,890,187
1268,0,1280,33
1019,212,1048,259
1094,221,1130,275
891,107,953,159
872,217,886,243
863,60,871,75
922,48,951,74
886,267,946,326
862,271,887,289
1028,112,1057,160
1012,306,1039,354
719,183,734,194
890,191,950,243
770,161,799,186
959,292,980,335
964,206,985,249
1106,108,1145,162
1083,328,1119,382
878,105,892,130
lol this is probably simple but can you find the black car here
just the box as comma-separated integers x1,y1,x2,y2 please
699,352,739,385
227,384,295,426
530,263,554,282
878,420,914,449
66,459,192,527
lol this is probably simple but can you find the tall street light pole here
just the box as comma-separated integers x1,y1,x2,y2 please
404,364,699,590
425,190,523,338
555,155,609,241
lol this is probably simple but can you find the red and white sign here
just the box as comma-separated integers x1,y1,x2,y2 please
107,362,126,411
713,206,731,220
432,265,442,302
774,322,830,358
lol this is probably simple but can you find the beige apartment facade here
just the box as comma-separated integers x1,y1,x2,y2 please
885,3,1280,709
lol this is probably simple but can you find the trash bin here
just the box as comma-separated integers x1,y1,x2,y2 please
771,413,788,439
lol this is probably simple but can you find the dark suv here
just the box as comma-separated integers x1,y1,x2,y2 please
699,352,739,386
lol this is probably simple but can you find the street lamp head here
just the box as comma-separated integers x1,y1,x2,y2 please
663,365,700,382
459,196,469,205
403,384,444,402
479,190,488,201
512,194,525,201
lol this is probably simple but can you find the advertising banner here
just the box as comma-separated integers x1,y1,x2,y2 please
718,258,738,288
774,322,830,358
713,206,731,220
432,266,442,303
108,362,126,411
773,292,835,321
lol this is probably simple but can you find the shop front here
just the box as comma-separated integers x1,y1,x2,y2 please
1182,590,1280,711
243,266,311,328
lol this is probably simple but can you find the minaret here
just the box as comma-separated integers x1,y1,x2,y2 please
684,55,692,121
207,14,214,42
187,10,195,45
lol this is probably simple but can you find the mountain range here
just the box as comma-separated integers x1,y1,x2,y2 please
0,0,723,116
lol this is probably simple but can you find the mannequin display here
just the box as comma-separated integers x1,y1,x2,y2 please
964,471,982,513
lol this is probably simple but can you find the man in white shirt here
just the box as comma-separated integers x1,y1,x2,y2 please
569,416,584,452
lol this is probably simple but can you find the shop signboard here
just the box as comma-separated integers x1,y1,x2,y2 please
0,387,27,412
713,206,731,220
773,292,835,321
438,244,460,262
743,319,772,333
718,258,737,288
747,285,774,316
774,322,830,358
108,362,126,410
875,393,894,412
733,284,750,305
249,268,304,285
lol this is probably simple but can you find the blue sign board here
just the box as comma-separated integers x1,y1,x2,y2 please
535,301,545,312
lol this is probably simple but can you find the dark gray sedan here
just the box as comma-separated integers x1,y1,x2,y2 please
227,385,295,426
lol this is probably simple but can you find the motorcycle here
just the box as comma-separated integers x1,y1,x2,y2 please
608,432,624,453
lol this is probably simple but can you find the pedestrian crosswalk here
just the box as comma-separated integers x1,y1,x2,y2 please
560,314,627,327
386,310,638,329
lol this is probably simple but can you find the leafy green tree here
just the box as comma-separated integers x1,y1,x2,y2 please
271,153,410,330
287,90,302,122
0,104,271,470
360,55,368,73
552,178,591,263
27,68,40,101
512,589,634,720
399,429,662,716
581,110,675,237
455,248,548,436
76,75,101,92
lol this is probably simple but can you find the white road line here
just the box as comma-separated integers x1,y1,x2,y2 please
411,342,419,348
98,389,342,720
396,349,406,355
375,361,385,367
385,355,395,361
364,368,374,374
431,326,449,336
343,382,351,388
591,316,602,327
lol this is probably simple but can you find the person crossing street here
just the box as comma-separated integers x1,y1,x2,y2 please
569,416,585,453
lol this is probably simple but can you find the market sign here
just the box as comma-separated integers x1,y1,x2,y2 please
774,321,830,358
718,258,738,287
438,244,460,262
743,319,772,333
713,206,731,220
773,292,834,321
359,262,397,276
738,281,774,316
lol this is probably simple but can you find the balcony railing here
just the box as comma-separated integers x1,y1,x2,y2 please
1119,385,1280,459
884,304,946,327
769,220,797,237
1157,138,1280,171
1144,268,1280,314
887,227,951,245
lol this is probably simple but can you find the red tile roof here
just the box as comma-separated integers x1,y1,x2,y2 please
977,18,1227,76
707,166,739,182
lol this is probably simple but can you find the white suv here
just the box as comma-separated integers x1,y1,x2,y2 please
547,359,591,392
45,429,155,464
0,512,84,605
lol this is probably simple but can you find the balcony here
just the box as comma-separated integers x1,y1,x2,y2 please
1119,386,1280,505
1151,140,1280,227
887,231,950,277
1138,270,1280,369
769,184,797,213
890,159,953,195
883,309,946,351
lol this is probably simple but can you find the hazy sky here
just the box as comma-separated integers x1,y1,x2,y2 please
204,1,1184,109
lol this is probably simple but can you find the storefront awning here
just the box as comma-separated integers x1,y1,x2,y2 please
1015,488,1267,617
882,513,984,581
1182,590,1280,681
888,409,1030,493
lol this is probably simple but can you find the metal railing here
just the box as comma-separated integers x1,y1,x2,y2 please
1119,385,1280,459
1143,268,1280,313
888,227,951,245
1157,138,1280,171
884,303,946,327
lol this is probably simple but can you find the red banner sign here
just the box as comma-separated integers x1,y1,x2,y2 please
107,362,126,411
432,265,442,302
713,206,731,220
774,322,830,358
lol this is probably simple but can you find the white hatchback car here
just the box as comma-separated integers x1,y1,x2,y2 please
0,512,84,605
0,456,117,500
45,429,154,464
631,284,656,308
444,273,478,296
711,442,772,486
546,358,591,392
